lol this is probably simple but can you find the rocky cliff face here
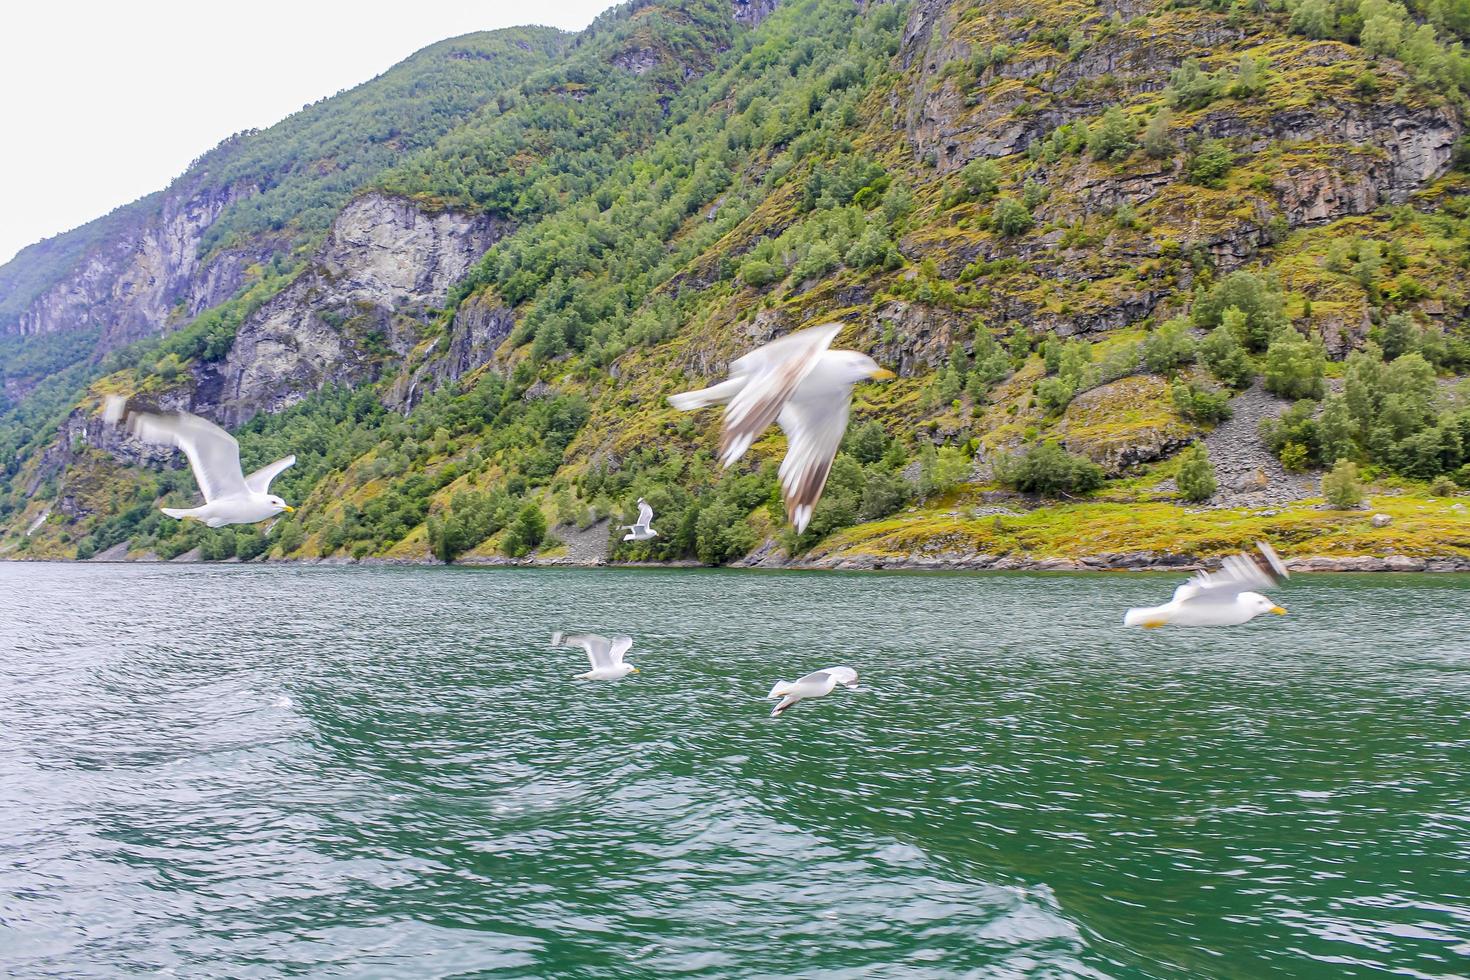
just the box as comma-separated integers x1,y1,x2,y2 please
9,178,266,351
730,0,779,27
200,193,507,426
386,291,518,412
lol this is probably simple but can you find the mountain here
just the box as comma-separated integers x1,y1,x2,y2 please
3,0,1469,569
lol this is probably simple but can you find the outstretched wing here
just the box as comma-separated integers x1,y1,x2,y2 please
775,370,853,534
558,632,613,668
821,666,858,688
1174,541,1289,603
717,323,843,468
636,500,654,527
125,409,247,503
607,636,634,666
245,455,296,494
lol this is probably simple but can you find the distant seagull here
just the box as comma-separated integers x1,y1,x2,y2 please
620,498,659,542
104,396,296,528
1124,541,1290,628
766,665,859,716
669,323,894,533
551,631,639,680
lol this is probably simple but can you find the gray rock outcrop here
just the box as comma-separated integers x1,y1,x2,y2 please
204,193,507,426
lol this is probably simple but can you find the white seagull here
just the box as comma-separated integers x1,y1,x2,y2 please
1124,541,1290,628
766,665,859,716
669,323,894,533
105,396,296,528
551,631,640,680
619,498,659,542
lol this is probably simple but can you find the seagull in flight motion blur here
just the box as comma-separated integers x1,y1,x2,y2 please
104,396,295,528
669,323,894,533
620,498,659,542
766,666,859,716
551,631,640,680
1124,541,1290,628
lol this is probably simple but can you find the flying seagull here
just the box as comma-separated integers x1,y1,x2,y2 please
669,323,894,533
1124,541,1290,628
551,631,639,680
104,396,296,528
766,665,859,716
619,498,659,542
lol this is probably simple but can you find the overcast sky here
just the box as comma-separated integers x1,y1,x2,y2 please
0,1,612,266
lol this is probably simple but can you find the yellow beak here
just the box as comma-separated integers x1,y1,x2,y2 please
870,367,896,380
1271,606,1287,615
282,505,295,513
631,667,640,673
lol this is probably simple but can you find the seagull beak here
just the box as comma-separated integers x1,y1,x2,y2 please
1271,606,1287,615
869,367,896,380
631,667,640,673
282,505,295,513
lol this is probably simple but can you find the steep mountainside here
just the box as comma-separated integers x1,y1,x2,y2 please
0,29,564,359
3,0,1469,568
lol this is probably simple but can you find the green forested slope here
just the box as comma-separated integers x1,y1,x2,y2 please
5,0,1470,566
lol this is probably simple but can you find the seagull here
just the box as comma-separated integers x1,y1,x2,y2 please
766,665,859,716
619,498,659,542
104,396,296,528
551,631,639,680
669,323,894,533
1124,541,1290,628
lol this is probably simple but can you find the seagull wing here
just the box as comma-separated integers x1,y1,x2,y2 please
775,361,854,534
607,636,634,666
1174,541,1288,602
558,633,614,668
244,455,296,494
821,666,858,688
718,323,842,468
125,409,247,503
636,500,654,527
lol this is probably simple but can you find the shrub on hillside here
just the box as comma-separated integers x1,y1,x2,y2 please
1172,382,1232,423
1263,332,1326,400
995,441,1105,496
991,197,1034,236
1199,316,1255,387
1176,443,1217,502
1141,317,1197,373
1321,459,1364,509
1192,273,1288,351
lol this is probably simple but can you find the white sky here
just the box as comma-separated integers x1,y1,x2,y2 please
0,0,612,266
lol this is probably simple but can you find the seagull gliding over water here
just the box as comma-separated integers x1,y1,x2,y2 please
551,631,639,680
766,666,859,716
1124,541,1290,628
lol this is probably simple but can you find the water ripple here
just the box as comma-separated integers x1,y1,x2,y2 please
1,563,1468,978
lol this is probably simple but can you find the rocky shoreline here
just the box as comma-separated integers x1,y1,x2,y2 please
14,550,1466,573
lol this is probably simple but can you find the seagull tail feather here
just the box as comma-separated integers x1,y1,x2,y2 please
669,376,744,412
160,507,192,521
766,681,794,699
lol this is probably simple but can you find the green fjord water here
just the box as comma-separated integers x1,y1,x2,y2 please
2,564,1468,978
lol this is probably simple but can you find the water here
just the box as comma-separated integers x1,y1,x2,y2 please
2,563,1468,978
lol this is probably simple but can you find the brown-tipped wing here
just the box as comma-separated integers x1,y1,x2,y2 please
125,409,247,503
775,373,853,534
717,323,843,468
